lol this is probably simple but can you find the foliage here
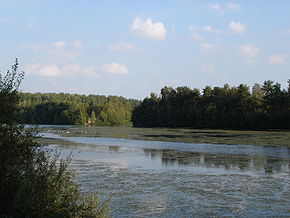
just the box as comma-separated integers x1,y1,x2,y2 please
132,81,290,129
99,96,132,125
0,60,110,217
19,92,139,126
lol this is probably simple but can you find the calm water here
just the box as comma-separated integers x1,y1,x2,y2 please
42,132,290,217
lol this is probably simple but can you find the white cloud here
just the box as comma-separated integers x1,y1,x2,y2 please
50,41,81,59
63,64,99,78
130,17,167,40
25,64,63,77
238,44,260,58
229,21,246,34
190,32,204,41
53,41,67,48
199,43,218,53
81,66,100,78
24,63,42,74
108,41,135,51
72,40,83,49
38,64,62,77
52,40,83,49
49,50,76,59
208,4,223,15
201,25,221,33
25,63,99,78
188,25,198,31
62,64,81,73
206,3,241,15
227,3,242,11
22,40,83,60
209,4,222,11
202,25,214,32
101,62,128,75
268,54,288,64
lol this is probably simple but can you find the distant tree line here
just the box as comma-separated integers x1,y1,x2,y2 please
19,93,140,125
132,80,290,129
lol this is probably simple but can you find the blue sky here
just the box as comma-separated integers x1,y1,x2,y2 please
0,0,289,99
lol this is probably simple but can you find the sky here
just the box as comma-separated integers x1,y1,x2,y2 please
0,0,290,99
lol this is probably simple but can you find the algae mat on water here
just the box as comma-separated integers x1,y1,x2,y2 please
40,126,290,147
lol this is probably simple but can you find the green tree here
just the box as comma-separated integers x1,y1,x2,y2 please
90,110,97,125
132,81,290,129
99,96,131,125
0,60,110,217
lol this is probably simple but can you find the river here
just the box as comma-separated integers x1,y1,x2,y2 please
41,129,290,217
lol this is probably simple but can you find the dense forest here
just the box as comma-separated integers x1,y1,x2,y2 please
132,80,290,129
19,93,140,125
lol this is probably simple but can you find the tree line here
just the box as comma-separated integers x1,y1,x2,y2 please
19,92,140,126
132,80,290,129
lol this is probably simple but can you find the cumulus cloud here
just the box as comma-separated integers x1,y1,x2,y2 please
108,41,135,51
24,64,62,77
227,3,242,11
199,43,218,53
38,64,62,77
101,62,128,75
229,21,246,34
25,63,99,78
238,44,260,58
130,17,167,40
268,54,288,64
63,64,99,78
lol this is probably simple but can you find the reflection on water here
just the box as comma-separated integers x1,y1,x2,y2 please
155,150,290,174
43,133,290,217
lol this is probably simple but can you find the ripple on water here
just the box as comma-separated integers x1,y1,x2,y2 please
44,133,290,217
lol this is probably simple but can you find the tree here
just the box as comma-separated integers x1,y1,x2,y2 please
99,96,131,125
18,92,138,126
132,81,290,129
90,110,97,125
0,60,110,217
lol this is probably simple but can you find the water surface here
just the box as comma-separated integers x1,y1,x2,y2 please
42,131,290,217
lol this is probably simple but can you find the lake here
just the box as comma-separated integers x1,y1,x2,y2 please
39,126,290,217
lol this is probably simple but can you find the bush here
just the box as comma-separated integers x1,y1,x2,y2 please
0,60,110,217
